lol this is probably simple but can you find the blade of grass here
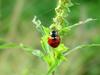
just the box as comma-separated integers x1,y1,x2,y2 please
64,44,100,56
67,18,96,29
0,43,19,49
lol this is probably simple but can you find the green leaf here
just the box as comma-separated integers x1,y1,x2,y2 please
59,18,96,36
64,44,100,56
59,27,70,36
42,26,50,35
46,44,69,75
40,27,50,54
19,43,33,53
41,36,50,54
32,50,44,59
0,43,19,49
32,16,44,35
55,44,69,53
67,18,96,29
47,58,62,75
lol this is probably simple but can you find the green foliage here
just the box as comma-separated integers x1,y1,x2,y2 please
0,43,18,49
32,0,100,75
1,0,100,75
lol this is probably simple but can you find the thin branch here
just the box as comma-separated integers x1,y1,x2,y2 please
32,16,41,28
67,18,96,29
64,44,100,56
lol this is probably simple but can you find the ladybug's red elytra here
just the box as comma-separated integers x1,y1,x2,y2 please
48,30,60,48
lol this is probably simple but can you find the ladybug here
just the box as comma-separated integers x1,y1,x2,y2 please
48,30,60,48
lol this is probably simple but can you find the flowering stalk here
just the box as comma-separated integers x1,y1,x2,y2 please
32,0,72,75
31,0,100,75
50,0,72,30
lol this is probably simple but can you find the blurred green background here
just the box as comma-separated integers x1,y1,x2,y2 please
0,0,100,75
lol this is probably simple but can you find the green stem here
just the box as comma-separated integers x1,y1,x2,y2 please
50,0,72,30
64,44,100,56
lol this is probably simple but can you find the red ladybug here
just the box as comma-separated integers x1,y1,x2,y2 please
48,30,60,48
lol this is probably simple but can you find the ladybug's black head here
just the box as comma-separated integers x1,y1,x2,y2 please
50,30,58,37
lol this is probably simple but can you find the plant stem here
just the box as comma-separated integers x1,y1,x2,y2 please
52,71,55,75
64,44,100,56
